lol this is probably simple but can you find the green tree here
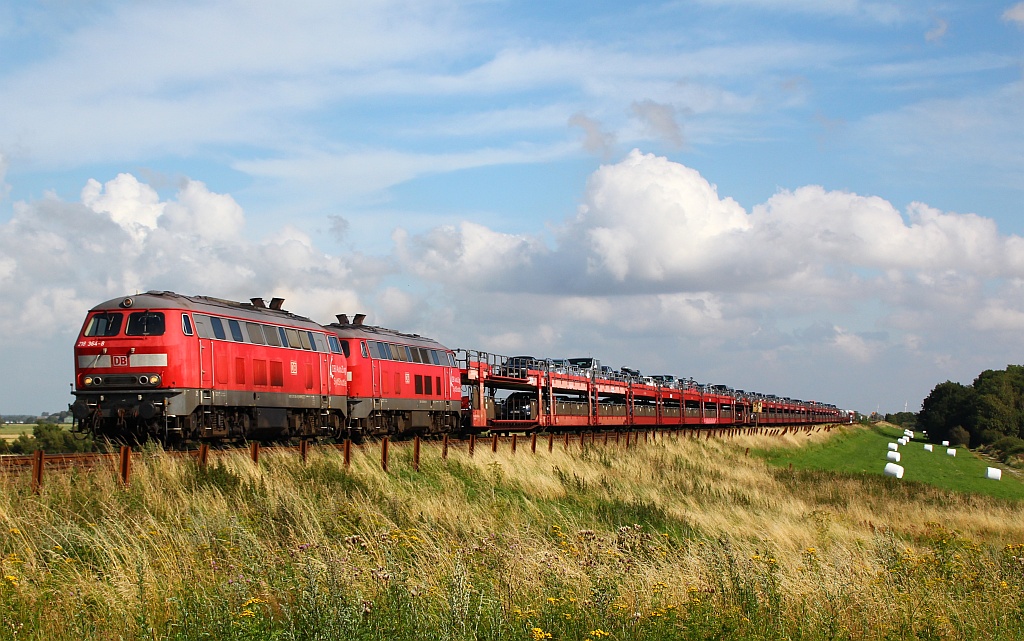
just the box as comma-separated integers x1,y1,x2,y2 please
918,381,977,444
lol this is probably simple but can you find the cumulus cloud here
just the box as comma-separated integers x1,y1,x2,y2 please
0,174,381,345
394,150,1024,407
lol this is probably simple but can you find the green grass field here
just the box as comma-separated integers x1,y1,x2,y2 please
756,423,1024,501
0,423,34,441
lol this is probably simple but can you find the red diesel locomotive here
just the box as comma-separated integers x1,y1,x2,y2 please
70,291,844,443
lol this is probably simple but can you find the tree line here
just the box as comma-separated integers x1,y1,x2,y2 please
889,364,1024,464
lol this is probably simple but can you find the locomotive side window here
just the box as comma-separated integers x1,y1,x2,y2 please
263,325,281,346
328,336,342,354
228,319,244,342
181,314,194,336
341,340,350,357
424,375,432,395
126,312,166,336
360,341,368,358
210,317,227,340
366,341,379,359
246,322,265,345
430,350,441,366
193,314,213,338
313,333,328,352
299,331,313,351
84,312,123,337
285,328,302,349
447,352,456,367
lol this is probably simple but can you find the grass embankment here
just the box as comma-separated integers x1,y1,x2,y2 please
0,429,1022,640
756,423,1024,501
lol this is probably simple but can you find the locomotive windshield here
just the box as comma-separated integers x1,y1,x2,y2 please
84,312,123,337
126,311,166,336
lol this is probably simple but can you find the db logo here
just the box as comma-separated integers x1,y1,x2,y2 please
112,355,129,367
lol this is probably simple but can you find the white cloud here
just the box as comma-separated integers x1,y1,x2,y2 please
1003,3,1024,28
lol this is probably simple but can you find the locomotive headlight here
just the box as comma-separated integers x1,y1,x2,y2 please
92,376,102,385
84,376,94,386
139,375,149,385
149,375,161,385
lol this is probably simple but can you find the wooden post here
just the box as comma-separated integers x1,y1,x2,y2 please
343,438,352,468
563,433,569,449
530,433,537,454
198,442,209,472
491,433,499,453
249,441,260,466
442,434,449,460
413,436,420,472
511,434,517,454
31,449,44,494
300,438,309,464
118,445,131,486
580,432,586,449
548,432,553,453
469,434,476,457
381,437,390,473
603,432,608,446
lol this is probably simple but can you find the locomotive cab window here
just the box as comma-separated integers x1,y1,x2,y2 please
181,314,194,336
126,312,166,336
84,312,123,337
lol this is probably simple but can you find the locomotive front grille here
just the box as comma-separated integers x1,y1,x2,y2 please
101,375,144,386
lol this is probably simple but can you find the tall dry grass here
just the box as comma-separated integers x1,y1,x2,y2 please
0,426,1020,639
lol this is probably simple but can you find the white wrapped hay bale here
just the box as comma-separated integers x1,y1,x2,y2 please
888,442,899,451
884,463,904,479
947,448,957,457
924,444,933,452
987,467,1002,481
905,431,914,439
887,451,901,463
942,440,950,446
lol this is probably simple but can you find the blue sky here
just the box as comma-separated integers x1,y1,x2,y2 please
1,0,1023,415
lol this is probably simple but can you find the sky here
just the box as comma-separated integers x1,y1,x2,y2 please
1,0,1023,416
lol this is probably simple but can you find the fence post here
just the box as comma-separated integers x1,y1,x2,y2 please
300,438,309,464
381,437,390,473
413,436,420,472
249,441,260,466
344,438,352,468
491,433,499,453
563,433,569,449
31,449,44,494
511,434,517,454
469,434,476,457
548,432,553,453
119,445,131,486
531,433,537,454
442,434,449,460
198,442,209,472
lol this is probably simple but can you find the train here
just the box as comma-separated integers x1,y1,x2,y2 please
70,291,847,443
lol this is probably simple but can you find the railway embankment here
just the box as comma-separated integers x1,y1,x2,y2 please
0,425,1021,639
